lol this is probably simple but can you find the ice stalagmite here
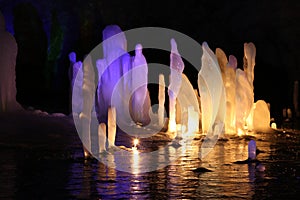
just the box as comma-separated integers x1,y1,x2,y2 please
198,42,225,136
176,74,200,135
226,55,238,133
98,123,106,152
95,25,131,124
243,43,256,129
216,48,238,134
215,48,227,85
243,43,256,90
168,38,184,132
198,42,225,159
0,11,22,112
158,74,165,127
71,60,83,114
80,55,96,157
252,100,270,131
236,69,253,135
130,44,151,125
108,107,116,148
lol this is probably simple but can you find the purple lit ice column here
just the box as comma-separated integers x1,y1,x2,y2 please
71,60,83,114
130,44,151,125
168,38,184,132
95,25,130,124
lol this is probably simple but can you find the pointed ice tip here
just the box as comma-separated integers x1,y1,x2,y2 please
170,38,178,53
135,43,142,51
202,41,208,47
201,42,210,53
228,55,238,69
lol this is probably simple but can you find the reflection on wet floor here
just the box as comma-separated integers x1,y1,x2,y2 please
0,129,300,199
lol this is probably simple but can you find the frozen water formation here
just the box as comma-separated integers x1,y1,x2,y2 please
168,38,184,133
130,44,151,125
198,42,226,137
0,11,22,112
70,25,271,158
95,25,151,128
69,52,83,114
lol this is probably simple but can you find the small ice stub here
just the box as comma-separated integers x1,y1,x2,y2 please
108,106,116,148
248,140,256,160
158,74,166,127
271,122,277,129
252,100,271,131
98,123,107,153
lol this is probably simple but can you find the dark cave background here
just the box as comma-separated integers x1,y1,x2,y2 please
0,0,299,125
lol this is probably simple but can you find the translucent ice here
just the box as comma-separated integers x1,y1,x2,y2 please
243,42,256,90
71,61,83,114
130,44,151,125
252,100,270,131
95,25,131,124
98,123,107,152
177,74,200,134
108,107,116,148
158,74,166,127
168,38,184,132
236,69,253,134
79,55,96,155
198,42,225,137
226,55,238,133
216,48,237,134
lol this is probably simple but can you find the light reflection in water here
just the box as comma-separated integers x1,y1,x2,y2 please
2,130,294,199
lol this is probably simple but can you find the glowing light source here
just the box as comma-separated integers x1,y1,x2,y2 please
133,138,139,147
237,128,244,136
131,138,139,154
271,122,277,129
168,120,177,133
